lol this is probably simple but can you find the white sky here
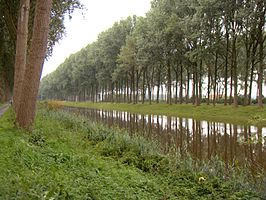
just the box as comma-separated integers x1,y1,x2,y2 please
42,0,152,78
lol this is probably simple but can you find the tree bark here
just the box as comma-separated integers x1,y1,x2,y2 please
148,83,152,105
233,40,238,107
167,60,172,105
213,51,218,106
243,43,250,106
142,69,146,104
198,60,203,105
175,69,178,104
16,0,52,129
257,1,265,108
186,70,190,104
13,0,30,113
229,66,233,105
179,64,183,104
224,17,229,106
156,69,161,104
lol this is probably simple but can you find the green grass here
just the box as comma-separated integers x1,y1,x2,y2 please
0,107,265,199
62,101,266,126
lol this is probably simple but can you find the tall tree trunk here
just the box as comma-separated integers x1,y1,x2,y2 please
136,70,139,104
213,51,218,106
179,64,183,104
198,60,203,105
175,69,178,104
126,74,129,103
90,85,93,102
167,61,172,105
16,0,53,129
207,65,211,105
101,87,104,102
115,81,118,103
243,47,250,106
132,67,135,104
257,40,264,108
229,66,233,105
195,68,200,106
142,69,146,104
95,83,98,103
224,18,229,106
156,69,161,104
0,70,11,102
257,1,265,108
192,73,195,105
110,82,114,103
186,70,190,104
123,80,126,103
148,83,151,105
232,34,238,107
13,0,30,113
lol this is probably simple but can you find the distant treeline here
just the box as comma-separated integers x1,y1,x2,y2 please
40,0,266,107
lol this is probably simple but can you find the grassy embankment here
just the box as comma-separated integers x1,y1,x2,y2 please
62,101,266,126
0,105,265,199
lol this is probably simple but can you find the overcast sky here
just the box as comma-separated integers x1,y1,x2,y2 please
42,0,152,78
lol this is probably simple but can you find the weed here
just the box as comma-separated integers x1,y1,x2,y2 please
28,129,46,147
0,108,264,199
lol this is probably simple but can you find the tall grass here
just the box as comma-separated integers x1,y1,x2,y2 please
41,108,266,198
0,106,265,199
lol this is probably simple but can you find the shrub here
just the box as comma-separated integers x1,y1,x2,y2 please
44,100,64,111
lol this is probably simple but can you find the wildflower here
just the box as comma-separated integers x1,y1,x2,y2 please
198,176,206,183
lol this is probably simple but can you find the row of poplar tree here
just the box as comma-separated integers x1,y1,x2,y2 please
40,0,266,107
0,0,82,129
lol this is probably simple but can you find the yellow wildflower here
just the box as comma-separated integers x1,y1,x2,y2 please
198,176,206,182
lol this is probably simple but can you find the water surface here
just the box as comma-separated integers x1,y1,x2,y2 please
65,106,266,171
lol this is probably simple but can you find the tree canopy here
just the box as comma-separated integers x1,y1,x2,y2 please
40,0,266,107
0,0,83,102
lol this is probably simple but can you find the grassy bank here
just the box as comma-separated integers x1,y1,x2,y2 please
62,101,266,126
0,107,265,199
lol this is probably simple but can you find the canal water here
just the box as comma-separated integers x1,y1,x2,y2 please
65,106,266,170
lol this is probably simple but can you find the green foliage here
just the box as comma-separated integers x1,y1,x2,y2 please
0,108,264,199
40,16,136,101
40,0,266,108
0,0,83,102
28,129,46,147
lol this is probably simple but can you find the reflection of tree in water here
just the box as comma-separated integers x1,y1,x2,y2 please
64,107,266,171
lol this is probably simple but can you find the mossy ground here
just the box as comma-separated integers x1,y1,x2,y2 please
0,107,264,199
62,101,266,126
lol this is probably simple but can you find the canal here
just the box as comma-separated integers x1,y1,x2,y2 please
65,106,266,171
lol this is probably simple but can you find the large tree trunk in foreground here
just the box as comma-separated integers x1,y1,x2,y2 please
13,0,30,113
0,70,12,102
16,0,52,129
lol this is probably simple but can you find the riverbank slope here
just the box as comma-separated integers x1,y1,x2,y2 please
62,101,266,126
0,107,263,199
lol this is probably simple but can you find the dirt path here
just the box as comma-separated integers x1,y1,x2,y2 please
0,104,9,117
